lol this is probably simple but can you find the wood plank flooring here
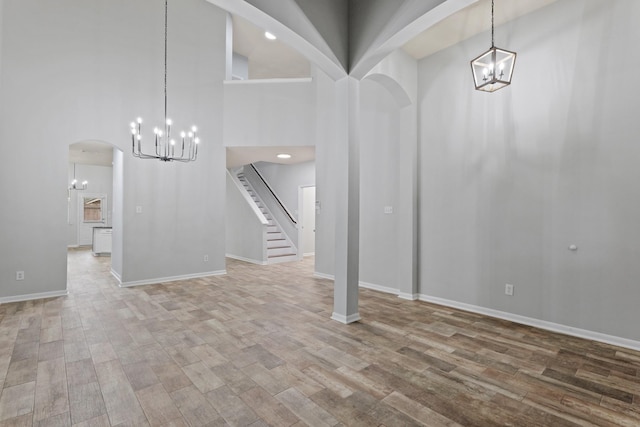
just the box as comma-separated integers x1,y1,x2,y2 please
0,248,639,426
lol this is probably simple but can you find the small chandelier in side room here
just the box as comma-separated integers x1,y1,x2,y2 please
130,0,200,162
470,0,516,92
69,163,88,191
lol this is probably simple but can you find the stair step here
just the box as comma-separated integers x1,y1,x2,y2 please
267,246,294,256
268,252,297,259
267,239,286,248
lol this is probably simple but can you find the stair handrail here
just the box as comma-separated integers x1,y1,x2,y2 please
227,169,269,225
249,163,297,225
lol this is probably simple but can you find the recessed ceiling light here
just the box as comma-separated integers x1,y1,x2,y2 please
264,31,276,40
277,153,291,159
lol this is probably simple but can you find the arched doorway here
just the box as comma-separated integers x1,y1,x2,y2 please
67,141,123,293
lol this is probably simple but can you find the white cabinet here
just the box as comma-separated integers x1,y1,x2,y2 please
92,227,112,256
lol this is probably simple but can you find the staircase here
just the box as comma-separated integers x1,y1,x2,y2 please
237,172,298,263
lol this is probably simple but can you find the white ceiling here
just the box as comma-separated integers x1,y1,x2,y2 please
69,141,114,166
402,0,558,59
233,15,311,80
226,146,316,168
231,0,558,77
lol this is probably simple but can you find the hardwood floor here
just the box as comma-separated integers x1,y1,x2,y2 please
0,249,639,426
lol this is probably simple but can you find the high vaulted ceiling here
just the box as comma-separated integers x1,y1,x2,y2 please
227,0,559,79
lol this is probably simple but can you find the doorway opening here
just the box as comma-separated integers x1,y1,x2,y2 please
298,185,316,257
67,141,123,293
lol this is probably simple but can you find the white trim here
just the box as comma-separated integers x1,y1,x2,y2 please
0,290,68,304
314,272,333,281
226,254,267,265
310,272,640,350
398,292,419,301
67,244,80,249
359,281,398,296
303,252,316,257
224,77,313,85
418,294,640,352
117,270,227,288
331,312,361,324
110,268,122,283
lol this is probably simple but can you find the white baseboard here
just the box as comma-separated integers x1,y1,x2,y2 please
398,292,419,301
309,272,640,351
418,294,640,352
110,269,122,283
331,312,361,324
226,254,267,265
117,270,227,288
313,272,333,280
0,290,68,304
359,280,398,296
67,245,80,249
303,252,316,257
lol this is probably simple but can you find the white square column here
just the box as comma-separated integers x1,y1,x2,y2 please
331,76,361,324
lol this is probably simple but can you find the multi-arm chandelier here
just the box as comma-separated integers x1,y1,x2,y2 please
470,0,516,92
130,0,200,162
69,163,88,191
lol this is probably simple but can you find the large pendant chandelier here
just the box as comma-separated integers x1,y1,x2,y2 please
470,0,516,92
130,0,200,162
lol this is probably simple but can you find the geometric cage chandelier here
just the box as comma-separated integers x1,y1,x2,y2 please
130,0,200,162
470,0,516,92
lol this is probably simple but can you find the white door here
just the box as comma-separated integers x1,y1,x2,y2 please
301,186,316,256
78,193,107,246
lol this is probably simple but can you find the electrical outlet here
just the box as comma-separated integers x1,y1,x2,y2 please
16,271,24,281
505,283,514,296
203,255,209,262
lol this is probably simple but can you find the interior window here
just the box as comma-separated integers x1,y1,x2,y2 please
83,197,103,222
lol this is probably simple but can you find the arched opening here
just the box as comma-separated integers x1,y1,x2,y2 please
67,140,123,293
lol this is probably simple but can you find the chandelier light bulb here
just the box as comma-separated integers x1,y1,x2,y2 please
191,126,197,132
166,118,172,126
137,117,143,124
195,138,200,144
180,131,186,138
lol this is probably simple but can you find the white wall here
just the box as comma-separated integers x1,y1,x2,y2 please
112,149,124,280
253,160,316,220
226,173,266,263
0,0,226,298
67,163,113,246
358,79,401,289
223,79,315,147
313,67,341,277
232,52,248,80
418,0,640,341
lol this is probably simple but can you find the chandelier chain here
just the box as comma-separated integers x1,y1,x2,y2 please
491,0,494,47
164,0,168,123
